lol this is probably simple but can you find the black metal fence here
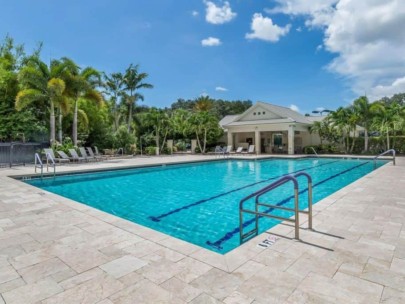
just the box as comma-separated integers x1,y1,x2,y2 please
0,142,48,168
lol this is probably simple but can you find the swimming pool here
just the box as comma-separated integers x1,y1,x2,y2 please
25,157,387,254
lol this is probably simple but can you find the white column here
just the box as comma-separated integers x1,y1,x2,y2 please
255,129,260,155
288,125,295,155
227,131,233,149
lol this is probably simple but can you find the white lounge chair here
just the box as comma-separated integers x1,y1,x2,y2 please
68,149,85,162
235,147,243,154
223,145,232,157
44,148,69,163
242,145,255,155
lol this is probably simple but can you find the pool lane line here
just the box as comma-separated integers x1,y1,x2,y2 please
149,159,340,222
205,160,370,251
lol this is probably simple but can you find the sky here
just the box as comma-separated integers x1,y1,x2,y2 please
1,0,405,114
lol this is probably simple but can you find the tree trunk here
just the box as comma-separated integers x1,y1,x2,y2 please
128,103,133,132
160,130,168,153
195,131,202,152
50,102,56,144
364,128,369,152
155,128,160,156
387,129,390,150
58,108,63,143
350,127,356,153
202,128,207,153
73,99,78,146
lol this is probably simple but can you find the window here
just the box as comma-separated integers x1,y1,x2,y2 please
263,111,265,115
253,112,256,115
258,112,261,115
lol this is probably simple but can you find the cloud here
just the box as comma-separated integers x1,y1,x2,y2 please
201,37,222,46
204,1,236,24
289,104,300,112
192,10,199,17
200,92,208,97
269,0,405,100
245,13,291,42
215,86,228,92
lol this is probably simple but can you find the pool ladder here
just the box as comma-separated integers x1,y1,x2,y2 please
239,172,313,244
373,149,395,169
34,152,56,178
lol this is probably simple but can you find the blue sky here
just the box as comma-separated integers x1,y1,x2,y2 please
2,0,404,113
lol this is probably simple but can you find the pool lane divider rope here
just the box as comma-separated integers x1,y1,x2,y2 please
205,160,371,250
149,160,340,222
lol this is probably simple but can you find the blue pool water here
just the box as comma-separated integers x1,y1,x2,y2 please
25,158,386,254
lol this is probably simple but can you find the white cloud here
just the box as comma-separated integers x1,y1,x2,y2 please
289,104,300,112
296,27,302,32
316,44,323,52
201,37,222,46
200,92,208,97
215,86,228,92
269,0,405,100
245,13,291,42
192,10,199,17
204,1,236,24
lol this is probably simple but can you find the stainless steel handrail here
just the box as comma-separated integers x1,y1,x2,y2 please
239,172,314,244
373,149,395,169
309,147,319,157
293,172,313,230
34,153,43,177
46,152,56,176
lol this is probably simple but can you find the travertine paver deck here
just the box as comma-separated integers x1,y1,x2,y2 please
0,154,404,303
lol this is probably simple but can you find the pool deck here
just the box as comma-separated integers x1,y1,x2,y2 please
0,154,404,303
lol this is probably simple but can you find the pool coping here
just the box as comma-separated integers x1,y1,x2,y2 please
2,155,392,273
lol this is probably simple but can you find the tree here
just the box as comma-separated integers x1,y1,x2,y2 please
123,64,153,132
16,57,70,143
103,72,124,131
63,58,103,145
189,111,222,153
143,108,169,155
194,96,213,112
352,96,372,152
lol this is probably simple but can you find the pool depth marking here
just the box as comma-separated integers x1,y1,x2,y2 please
149,159,340,222
205,161,370,250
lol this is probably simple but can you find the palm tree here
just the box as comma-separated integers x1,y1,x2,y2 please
329,107,351,153
194,96,213,112
143,108,169,155
371,102,392,150
123,64,153,132
103,72,124,131
352,96,372,152
189,111,221,153
15,57,69,144
63,58,103,146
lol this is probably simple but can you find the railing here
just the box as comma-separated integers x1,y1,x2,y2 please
34,153,43,177
374,149,395,169
239,173,313,244
1,142,47,168
45,152,56,176
116,147,124,156
309,147,319,157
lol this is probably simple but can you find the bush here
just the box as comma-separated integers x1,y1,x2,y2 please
51,137,75,154
194,146,201,153
114,126,135,152
303,144,339,154
160,146,171,155
144,146,156,155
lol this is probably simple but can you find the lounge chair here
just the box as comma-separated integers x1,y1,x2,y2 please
79,147,96,162
235,147,243,154
214,146,224,157
223,145,232,157
242,145,255,155
57,151,73,162
86,147,104,161
68,149,85,162
44,148,69,163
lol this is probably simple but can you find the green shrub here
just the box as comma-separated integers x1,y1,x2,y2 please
144,146,156,155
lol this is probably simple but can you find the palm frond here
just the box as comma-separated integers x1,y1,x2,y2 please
15,89,46,111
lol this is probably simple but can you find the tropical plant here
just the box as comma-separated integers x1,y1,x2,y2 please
188,111,222,153
103,72,124,131
194,95,213,112
16,57,70,143
123,64,153,132
142,108,169,155
352,96,372,152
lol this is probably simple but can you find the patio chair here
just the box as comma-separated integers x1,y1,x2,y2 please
44,148,69,163
79,147,96,162
68,149,86,162
86,147,104,161
235,147,243,154
214,146,224,157
242,145,255,155
223,145,232,157
57,151,73,162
